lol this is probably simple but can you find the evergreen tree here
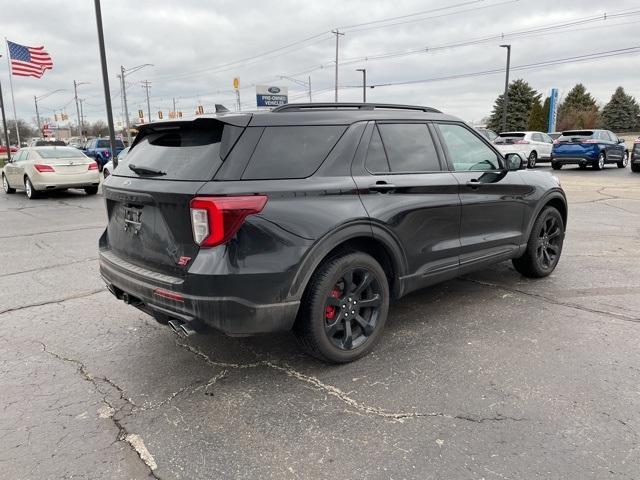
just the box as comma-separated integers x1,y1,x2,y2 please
601,87,639,132
557,83,599,130
487,79,540,132
541,97,550,131
528,97,546,131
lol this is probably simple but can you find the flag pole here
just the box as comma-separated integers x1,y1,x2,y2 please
4,38,20,146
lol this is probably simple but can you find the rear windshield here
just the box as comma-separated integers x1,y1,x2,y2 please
35,140,66,146
97,140,125,149
114,120,240,181
242,125,346,179
495,133,525,144
36,148,86,158
558,131,594,142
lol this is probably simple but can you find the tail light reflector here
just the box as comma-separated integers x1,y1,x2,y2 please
88,162,98,170
190,195,268,248
34,164,55,172
153,288,184,302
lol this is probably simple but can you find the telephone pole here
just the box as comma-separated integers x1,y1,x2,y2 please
331,29,344,102
73,80,89,137
500,44,511,132
141,80,152,122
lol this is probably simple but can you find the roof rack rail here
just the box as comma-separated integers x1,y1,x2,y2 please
272,103,441,113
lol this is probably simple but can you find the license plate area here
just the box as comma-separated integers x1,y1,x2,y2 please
123,206,143,235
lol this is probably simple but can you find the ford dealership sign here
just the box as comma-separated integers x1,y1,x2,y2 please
256,85,288,107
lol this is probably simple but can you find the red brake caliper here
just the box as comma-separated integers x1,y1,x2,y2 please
325,288,341,322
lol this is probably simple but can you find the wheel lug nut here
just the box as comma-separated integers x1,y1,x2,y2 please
344,313,348,317
353,301,357,304
351,310,355,314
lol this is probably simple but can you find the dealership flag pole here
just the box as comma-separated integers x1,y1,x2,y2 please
4,38,20,145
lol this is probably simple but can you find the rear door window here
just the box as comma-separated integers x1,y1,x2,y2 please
242,125,345,179
365,126,390,173
376,123,440,172
115,120,239,181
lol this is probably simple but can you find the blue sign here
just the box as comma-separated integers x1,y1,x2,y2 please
256,85,288,107
548,88,559,133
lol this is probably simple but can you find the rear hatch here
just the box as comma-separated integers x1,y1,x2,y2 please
102,117,248,276
553,130,597,156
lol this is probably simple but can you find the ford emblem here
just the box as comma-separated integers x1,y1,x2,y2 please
268,86,281,94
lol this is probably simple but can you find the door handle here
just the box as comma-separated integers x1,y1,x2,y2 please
369,181,397,193
466,179,481,189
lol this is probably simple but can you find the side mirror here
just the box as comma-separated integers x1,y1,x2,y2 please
505,153,525,171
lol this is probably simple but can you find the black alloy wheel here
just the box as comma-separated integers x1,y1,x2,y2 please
535,214,562,270
323,267,383,351
512,206,564,278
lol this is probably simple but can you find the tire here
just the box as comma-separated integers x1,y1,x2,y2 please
594,152,605,170
617,151,629,168
2,174,15,194
578,164,587,170
294,252,390,363
631,163,640,173
512,206,565,278
24,177,38,199
527,151,537,168
84,186,98,195
551,161,562,170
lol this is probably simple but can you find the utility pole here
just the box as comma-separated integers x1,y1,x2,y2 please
173,97,176,117
141,80,152,121
280,75,313,102
331,29,344,102
73,80,89,137
93,0,118,165
500,44,511,132
0,78,12,161
34,96,41,134
356,68,367,102
79,99,85,133
120,63,153,145
308,75,312,102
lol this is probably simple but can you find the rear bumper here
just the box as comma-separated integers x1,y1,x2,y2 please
32,171,100,189
551,155,597,165
99,250,300,335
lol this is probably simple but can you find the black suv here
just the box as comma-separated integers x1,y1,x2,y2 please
100,103,567,363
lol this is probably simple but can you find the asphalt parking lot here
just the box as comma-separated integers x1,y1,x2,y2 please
1,165,639,479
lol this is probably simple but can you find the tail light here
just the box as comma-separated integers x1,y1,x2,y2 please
103,151,111,157
190,195,268,248
553,139,559,144
34,164,55,172
88,162,98,170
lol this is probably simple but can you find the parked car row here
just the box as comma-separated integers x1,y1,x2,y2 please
474,127,633,171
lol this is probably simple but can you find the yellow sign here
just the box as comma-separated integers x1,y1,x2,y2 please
233,77,240,90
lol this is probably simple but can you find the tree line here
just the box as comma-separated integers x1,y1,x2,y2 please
486,80,640,133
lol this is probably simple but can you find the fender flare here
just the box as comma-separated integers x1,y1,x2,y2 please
287,220,408,301
524,189,568,240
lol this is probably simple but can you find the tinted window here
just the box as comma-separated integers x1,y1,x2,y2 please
607,131,618,142
242,126,345,180
97,139,125,149
377,123,440,172
115,120,230,181
365,126,390,173
438,123,501,171
495,132,525,144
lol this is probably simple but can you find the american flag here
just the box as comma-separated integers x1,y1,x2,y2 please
8,40,54,78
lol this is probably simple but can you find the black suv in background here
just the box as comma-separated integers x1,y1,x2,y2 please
99,103,567,363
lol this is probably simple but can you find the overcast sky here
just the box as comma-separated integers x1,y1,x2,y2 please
2,0,639,129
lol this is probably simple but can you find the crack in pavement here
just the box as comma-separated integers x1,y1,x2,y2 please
0,289,106,316
2,257,98,278
39,342,161,479
176,341,525,424
0,224,104,239
463,278,640,324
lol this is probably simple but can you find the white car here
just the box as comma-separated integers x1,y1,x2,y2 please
493,131,554,168
2,146,100,199
103,146,130,179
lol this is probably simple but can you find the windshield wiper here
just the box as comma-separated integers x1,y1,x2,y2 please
128,163,166,176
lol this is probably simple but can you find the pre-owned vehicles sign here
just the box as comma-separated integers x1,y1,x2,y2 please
256,85,288,107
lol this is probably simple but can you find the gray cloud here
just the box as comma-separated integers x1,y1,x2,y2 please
2,0,639,128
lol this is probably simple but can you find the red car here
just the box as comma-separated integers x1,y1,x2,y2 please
0,145,18,154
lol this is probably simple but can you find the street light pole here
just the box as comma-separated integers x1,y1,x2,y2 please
73,80,89,137
120,63,153,145
93,0,118,166
356,69,367,102
500,44,511,132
